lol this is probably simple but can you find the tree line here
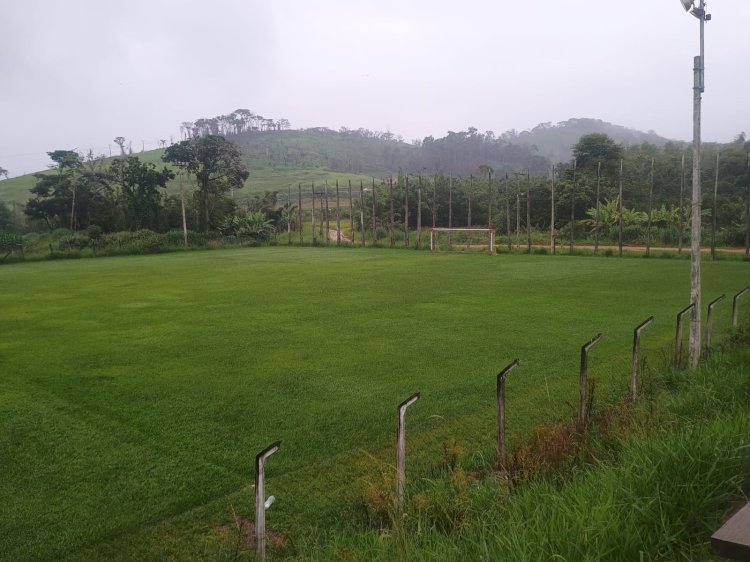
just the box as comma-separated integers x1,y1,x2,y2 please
180,109,291,140
20,136,249,235
294,133,750,252
6,132,750,256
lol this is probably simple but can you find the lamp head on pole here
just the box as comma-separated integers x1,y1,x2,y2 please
680,0,711,20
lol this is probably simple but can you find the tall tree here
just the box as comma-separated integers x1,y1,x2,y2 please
110,156,174,230
573,133,623,178
0,166,8,180
163,136,249,231
113,137,127,156
25,150,112,231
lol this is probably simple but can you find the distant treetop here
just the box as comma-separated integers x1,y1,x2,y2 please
179,109,291,140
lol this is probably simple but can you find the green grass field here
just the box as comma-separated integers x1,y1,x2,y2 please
1,248,748,561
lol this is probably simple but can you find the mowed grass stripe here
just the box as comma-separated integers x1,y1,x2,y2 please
0,248,746,560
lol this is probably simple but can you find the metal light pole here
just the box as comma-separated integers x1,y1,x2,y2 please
681,0,711,369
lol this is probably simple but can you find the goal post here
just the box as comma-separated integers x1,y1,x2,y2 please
430,228,496,255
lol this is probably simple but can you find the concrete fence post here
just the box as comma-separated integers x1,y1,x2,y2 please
631,316,654,401
579,333,603,426
705,294,726,354
255,441,280,562
396,393,420,509
733,287,750,327
675,304,695,369
496,359,520,470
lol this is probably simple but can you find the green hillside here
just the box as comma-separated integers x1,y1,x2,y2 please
0,143,377,207
0,118,682,208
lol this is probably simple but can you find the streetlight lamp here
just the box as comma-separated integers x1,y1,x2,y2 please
680,0,711,368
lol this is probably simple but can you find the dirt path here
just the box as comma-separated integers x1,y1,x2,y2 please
530,242,749,255
327,229,352,244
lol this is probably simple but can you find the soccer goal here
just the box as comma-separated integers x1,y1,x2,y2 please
429,228,496,255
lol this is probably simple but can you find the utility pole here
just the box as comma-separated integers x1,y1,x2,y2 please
686,0,710,368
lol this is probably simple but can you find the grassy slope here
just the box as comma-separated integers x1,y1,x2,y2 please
0,130,397,207
299,346,750,561
0,249,747,561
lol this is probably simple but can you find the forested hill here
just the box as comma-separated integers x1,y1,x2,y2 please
233,127,550,177
0,118,678,205
231,118,675,178
512,118,674,164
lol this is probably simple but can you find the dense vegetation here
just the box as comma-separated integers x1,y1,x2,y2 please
1,248,747,560
1,115,748,262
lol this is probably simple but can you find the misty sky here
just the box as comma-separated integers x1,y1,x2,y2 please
1,0,748,177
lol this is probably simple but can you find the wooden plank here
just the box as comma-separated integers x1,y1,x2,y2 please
712,503,750,561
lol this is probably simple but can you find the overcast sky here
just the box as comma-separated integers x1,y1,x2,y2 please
1,0,747,177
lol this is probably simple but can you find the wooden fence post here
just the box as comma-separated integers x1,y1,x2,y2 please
579,333,603,426
359,180,366,247
311,184,316,245
348,179,354,244
389,177,394,248
396,393,420,509
550,165,556,254
675,303,695,368
417,182,422,250
705,294,726,354
631,316,654,401
570,158,577,254
371,178,377,244
324,182,330,245
496,359,520,470
335,180,341,245
404,175,409,247
298,184,303,245
255,441,280,562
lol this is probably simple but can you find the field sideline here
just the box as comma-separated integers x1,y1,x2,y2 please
1,247,747,560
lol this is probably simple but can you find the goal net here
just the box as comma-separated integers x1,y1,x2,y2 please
429,228,496,255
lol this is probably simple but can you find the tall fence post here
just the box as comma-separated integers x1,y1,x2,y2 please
496,359,520,470
298,184,303,245
733,287,750,327
579,333,603,426
631,316,654,402
335,180,341,245
359,180,366,247
311,185,316,245
255,441,280,562
705,294,726,354
396,393,420,509
674,303,695,368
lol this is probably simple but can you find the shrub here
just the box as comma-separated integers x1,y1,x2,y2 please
58,232,91,250
101,229,167,254
219,212,274,242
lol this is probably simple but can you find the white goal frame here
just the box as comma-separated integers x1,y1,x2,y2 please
429,228,496,255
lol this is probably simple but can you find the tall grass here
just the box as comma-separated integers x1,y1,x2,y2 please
294,344,750,561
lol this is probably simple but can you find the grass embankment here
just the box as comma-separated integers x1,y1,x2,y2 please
0,249,747,560
294,340,750,561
